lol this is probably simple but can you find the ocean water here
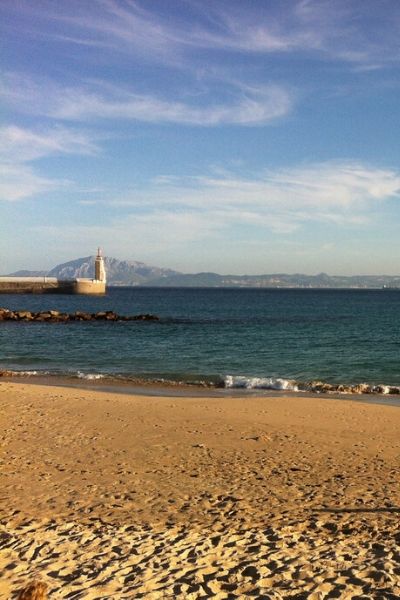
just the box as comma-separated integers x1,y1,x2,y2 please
1,287,400,393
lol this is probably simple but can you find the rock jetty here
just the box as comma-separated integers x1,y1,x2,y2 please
0,308,159,323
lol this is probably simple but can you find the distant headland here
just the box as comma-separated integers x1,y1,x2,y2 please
3,255,400,289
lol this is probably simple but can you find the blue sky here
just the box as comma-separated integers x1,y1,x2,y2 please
1,0,400,274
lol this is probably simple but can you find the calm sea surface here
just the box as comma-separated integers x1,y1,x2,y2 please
1,288,400,391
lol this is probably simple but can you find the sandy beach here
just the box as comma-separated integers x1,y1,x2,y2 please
1,381,400,599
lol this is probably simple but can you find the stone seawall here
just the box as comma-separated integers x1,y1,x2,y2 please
0,281,73,294
0,279,105,294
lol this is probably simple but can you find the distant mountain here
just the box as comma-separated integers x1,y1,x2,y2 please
5,256,400,288
8,269,47,277
145,271,400,288
46,256,180,286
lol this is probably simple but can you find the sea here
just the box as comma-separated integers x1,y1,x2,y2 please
1,287,400,396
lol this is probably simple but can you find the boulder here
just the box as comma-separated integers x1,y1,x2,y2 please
351,383,372,394
130,313,160,321
105,311,118,320
337,384,352,393
56,314,69,321
37,312,53,320
309,381,334,393
15,311,33,320
388,386,400,395
93,312,107,319
74,311,92,320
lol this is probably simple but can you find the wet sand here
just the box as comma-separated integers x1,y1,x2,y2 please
1,381,400,599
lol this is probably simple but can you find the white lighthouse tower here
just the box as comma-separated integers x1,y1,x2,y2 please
95,247,106,283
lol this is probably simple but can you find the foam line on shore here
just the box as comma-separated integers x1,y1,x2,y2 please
2,368,400,397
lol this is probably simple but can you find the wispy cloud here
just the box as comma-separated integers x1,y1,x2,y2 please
1,74,293,126
5,0,399,69
29,159,400,270
54,83,292,126
5,0,396,133
0,163,57,202
108,160,400,233
0,125,97,201
0,125,98,162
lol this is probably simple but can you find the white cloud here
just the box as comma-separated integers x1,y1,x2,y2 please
0,125,98,162
0,163,57,202
55,84,291,126
8,0,399,69
108,161,400,233
0,124,97,201
28,160,400,271
1,74,293,126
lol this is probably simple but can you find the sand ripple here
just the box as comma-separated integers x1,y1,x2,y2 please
3,508,400,599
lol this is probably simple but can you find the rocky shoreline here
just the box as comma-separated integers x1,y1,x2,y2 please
299,380,400,395
0,308,159,323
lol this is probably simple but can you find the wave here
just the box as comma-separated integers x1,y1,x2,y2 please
224,375,400,395
224,375,299,391
76,371,106,380
2,368,400,396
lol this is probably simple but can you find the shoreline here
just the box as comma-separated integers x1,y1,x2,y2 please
3,371,400,408
2,381,400,597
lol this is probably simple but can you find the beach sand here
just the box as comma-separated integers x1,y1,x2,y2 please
1,382,400,599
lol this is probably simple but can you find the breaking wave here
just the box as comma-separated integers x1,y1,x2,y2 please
224,375,400,395
76,372,106,380
224,375,299,391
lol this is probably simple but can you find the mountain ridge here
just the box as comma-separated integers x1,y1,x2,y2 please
6,256,400,288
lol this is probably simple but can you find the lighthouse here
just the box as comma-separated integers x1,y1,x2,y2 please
95,247,106,283
73,248,106,294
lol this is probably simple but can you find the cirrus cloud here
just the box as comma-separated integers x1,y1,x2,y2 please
0,124,98,162
0,124,98,201
108,160,400,233
1,73,293,126
0,163,57,202
3,0,399,70
28,160,400,271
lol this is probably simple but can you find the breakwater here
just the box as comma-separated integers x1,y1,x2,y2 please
0,277,106,295
0,308,159,322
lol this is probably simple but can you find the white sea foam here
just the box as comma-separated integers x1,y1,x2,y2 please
13,370,41,377
378,385,391,395
224,375,299,391
223,375,400,395
76,372,105,380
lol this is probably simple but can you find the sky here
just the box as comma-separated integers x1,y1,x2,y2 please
1,0,400,275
